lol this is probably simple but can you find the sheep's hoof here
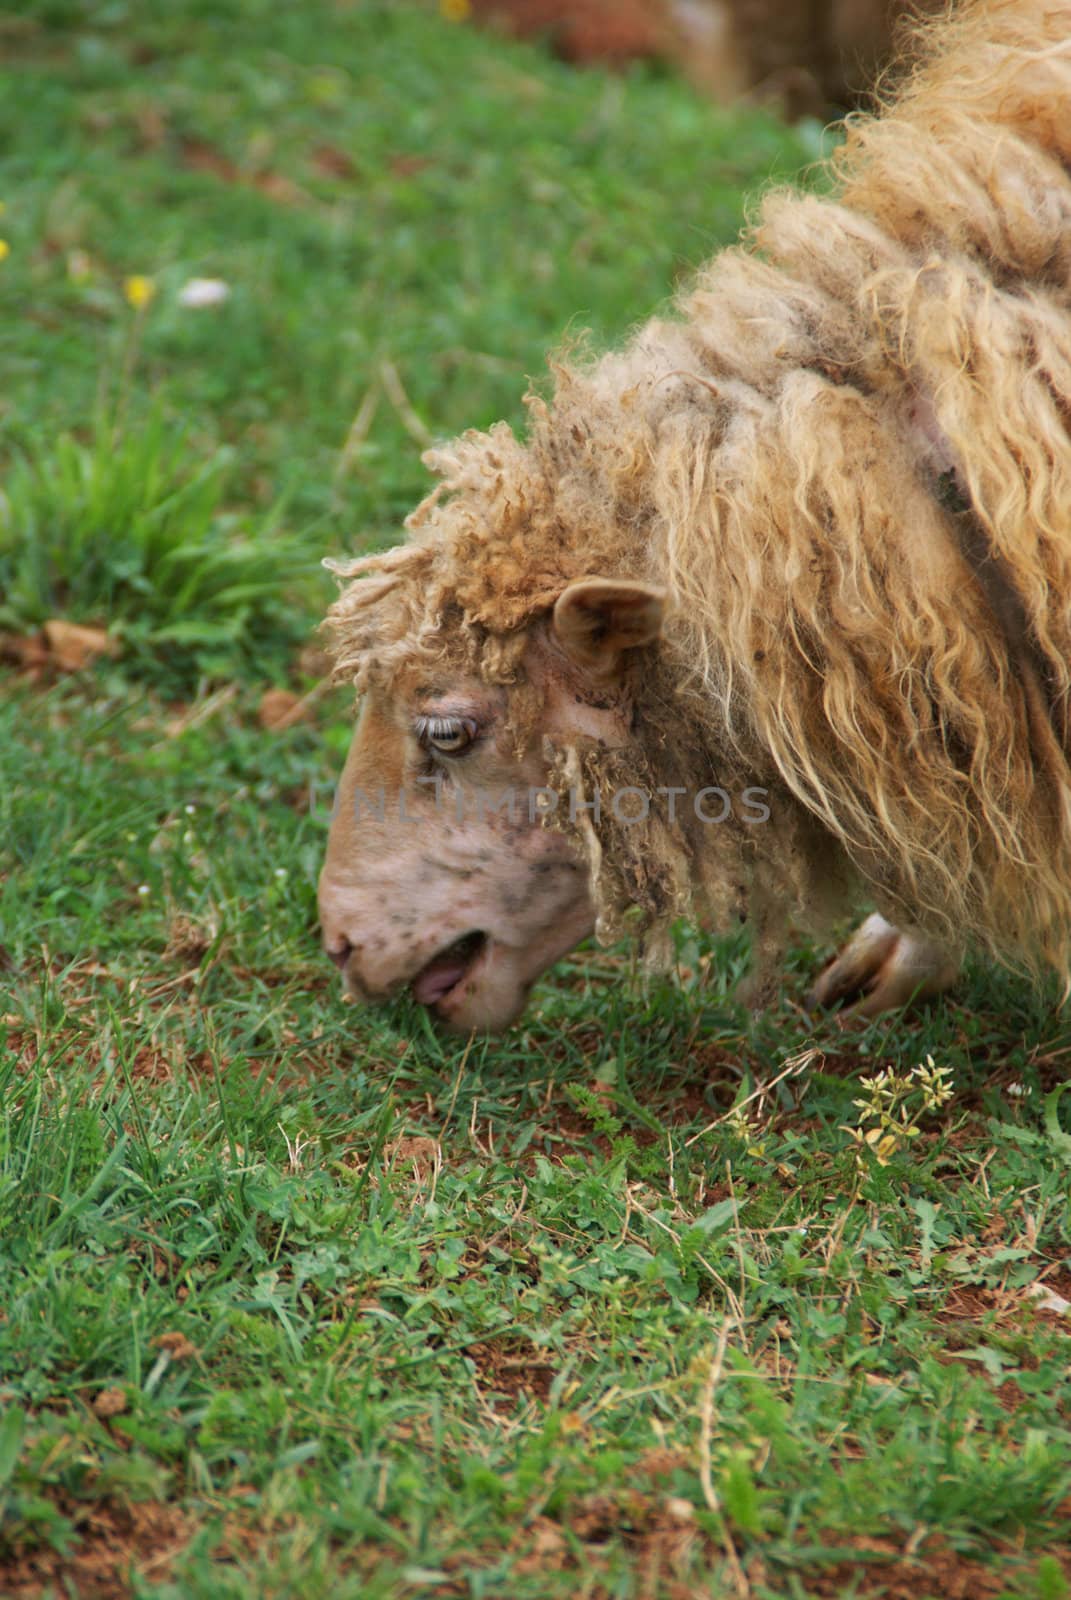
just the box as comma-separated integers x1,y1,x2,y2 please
808,912,959,1019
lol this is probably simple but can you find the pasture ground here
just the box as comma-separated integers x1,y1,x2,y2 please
1,2,1070,1596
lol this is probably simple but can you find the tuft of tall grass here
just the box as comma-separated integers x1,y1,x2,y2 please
0,410,321,691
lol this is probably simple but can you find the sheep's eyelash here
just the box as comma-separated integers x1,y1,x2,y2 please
414,715,459,740
413,714,479,748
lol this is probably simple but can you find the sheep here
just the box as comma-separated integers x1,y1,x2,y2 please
319,0,1071,1033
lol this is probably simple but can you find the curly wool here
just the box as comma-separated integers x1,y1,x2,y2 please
327,0,1071,978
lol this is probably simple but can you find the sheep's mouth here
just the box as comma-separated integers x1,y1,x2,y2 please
411,931,488,1008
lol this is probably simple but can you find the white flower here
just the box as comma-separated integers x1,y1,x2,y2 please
177,277,230,309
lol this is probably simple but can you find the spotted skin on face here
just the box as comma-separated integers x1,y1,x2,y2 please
318,642,602,1033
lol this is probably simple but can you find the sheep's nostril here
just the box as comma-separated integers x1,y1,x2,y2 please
327,938,353,970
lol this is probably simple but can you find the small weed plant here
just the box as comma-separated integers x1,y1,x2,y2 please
843,1054,956,1166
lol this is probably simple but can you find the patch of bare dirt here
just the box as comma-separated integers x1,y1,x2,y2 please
505,1511,1065,1600
798,1533,1067,1600
385,1134,442,1184
937,1283,1004,1327
310,143,359,179
952,1044,1071,1111
935,1266,1071,1341
499,1500,1052,1600
991,1375,1027,1413
0,1499,191,1599
496,1495,709,1600
388,153,432,179
2,1013,107,1079
1039,1264,1071,1301
1,1014,189,1086
179,137,306,205
466,1338,557,1405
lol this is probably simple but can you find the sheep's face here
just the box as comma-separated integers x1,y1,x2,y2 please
318,578,665,1032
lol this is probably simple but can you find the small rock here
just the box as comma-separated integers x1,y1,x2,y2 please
92,1387,129,1419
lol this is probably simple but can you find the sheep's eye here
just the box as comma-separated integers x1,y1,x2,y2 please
414,715,478,755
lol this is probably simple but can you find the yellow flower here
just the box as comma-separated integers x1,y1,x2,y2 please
0,240,9,263
123,274,155,310
440,0,471,20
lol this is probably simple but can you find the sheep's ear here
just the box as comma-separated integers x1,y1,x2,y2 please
552,577,666,679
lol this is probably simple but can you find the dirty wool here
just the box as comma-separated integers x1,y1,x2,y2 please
327,0,1071,991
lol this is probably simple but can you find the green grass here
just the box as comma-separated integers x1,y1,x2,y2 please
0,411,312,688
2,3,1071,1598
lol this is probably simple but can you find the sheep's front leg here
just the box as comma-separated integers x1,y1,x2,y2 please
808,912,959,1018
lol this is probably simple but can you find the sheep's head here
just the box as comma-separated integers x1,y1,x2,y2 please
318,577,667,1032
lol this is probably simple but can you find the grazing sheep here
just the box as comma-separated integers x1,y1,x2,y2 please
319,0,1071,1033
